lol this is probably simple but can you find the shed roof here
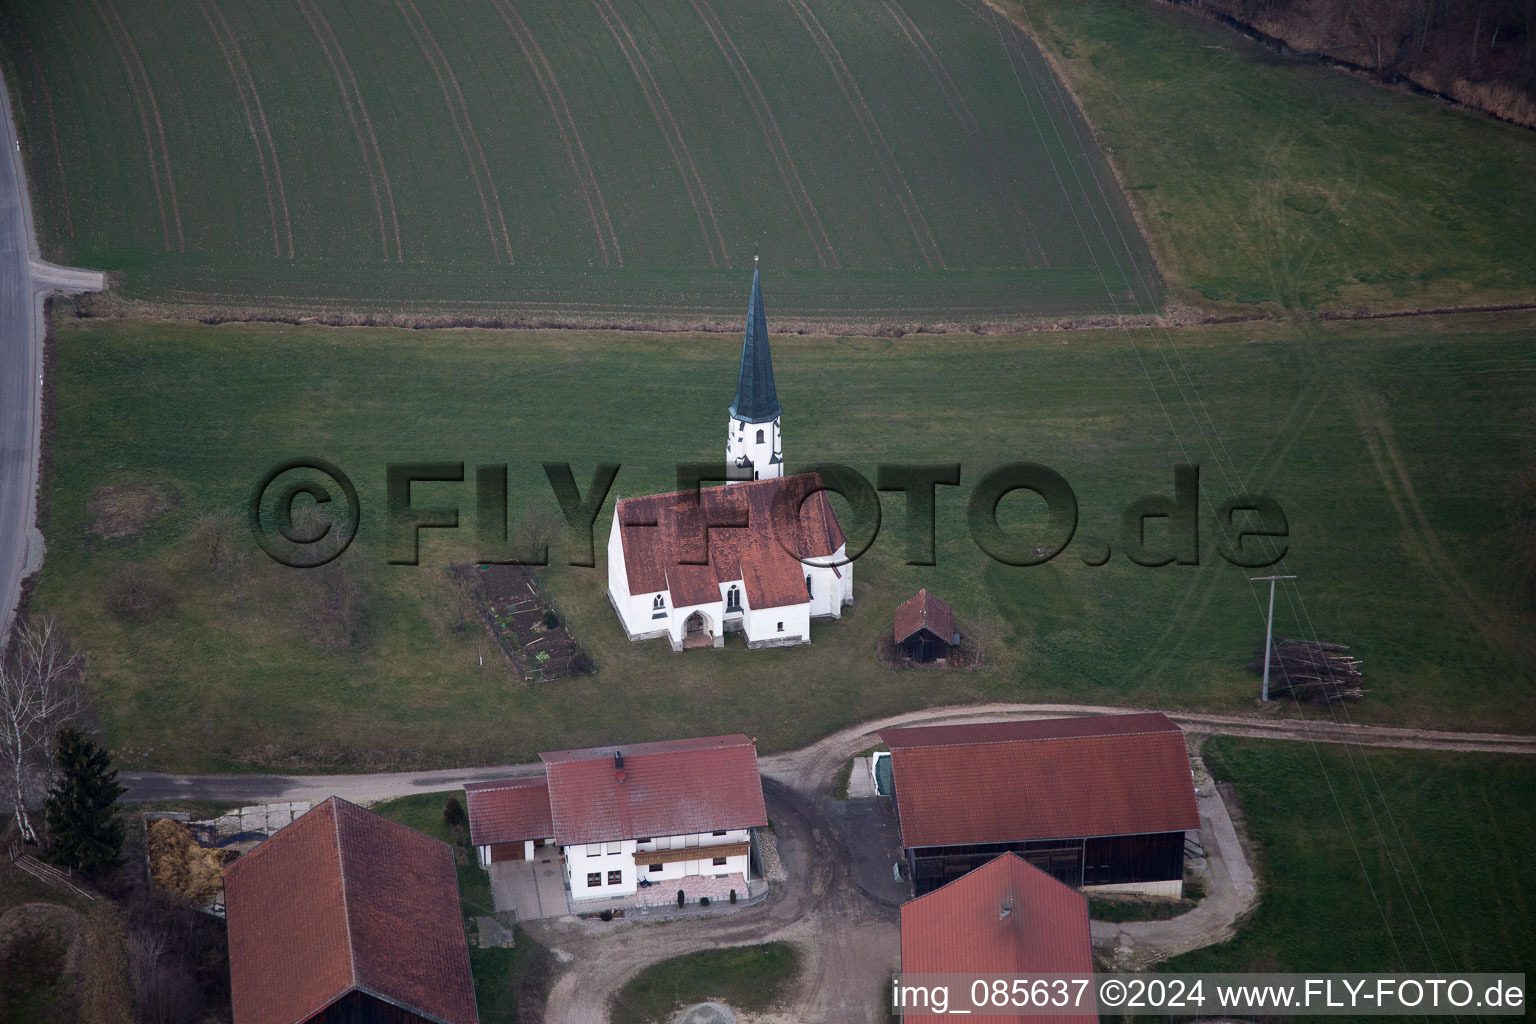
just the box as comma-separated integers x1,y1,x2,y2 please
894,589,954,644
900,854,1095,1024
223,797,478,1024
542,734,768,846
615,473,844,608
880,713,1199,848
464,777,554,847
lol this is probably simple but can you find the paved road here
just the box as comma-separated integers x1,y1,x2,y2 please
0,75,105,642
118,701,1533,806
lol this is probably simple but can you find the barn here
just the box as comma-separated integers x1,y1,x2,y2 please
223,797,478,1024
900,853,1096,1024
893,589,956,663
881,713,1200,897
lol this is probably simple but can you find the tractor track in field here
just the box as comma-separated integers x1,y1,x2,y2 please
395,0,512,265
297,0,402,262
197,0,293,260
689,0,837,269
783,0,944,269
91,0,182,251
492,0,621,268
591,0,726,268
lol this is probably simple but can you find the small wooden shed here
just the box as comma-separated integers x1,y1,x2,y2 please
894,589,956,663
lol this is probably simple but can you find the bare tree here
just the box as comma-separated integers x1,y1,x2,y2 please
516,501,562,564
0,618,85,843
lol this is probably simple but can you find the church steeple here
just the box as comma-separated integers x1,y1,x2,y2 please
726,258,783,482
728,264,781,423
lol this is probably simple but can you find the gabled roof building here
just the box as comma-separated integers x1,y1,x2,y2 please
900,853,1097,1024
894,589,956,663
465,734,769,905
606,266,853,651
881,713,1201,897
223,797,478,1024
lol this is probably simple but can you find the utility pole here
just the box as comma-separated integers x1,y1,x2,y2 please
1251,575,1296,702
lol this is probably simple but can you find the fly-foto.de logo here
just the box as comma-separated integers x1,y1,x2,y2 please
247,460,1288,571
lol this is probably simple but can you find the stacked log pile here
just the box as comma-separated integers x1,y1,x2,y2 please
1248,638,1364,703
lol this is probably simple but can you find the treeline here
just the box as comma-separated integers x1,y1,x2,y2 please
1179,0,1536,127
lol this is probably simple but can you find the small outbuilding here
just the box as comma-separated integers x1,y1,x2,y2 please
894,589,956,663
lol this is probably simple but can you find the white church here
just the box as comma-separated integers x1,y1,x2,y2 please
607,265,854,650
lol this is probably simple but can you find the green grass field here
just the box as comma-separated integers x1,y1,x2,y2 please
1013,0,1536,313
29,307,1536,772
611,943,799,1024
0,0,1157,323
1169,739,1536,979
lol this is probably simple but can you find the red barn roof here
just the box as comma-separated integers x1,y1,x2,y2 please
224,797,478,1024
464,777,554,847
615,473,845,608
894,589,954,644
541,734,768,846
901,854,1095,1024
880,713,1199,848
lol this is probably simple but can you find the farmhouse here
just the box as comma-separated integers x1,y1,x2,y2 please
606,266,853,650
881,713,1200,897
894,589,957,662
223,797,477,1024
466,734,768,906
900,853,1096,1024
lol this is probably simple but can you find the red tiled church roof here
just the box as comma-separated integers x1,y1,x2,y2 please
616,473,845,609
464,777,554,847
880,713,1199,848
541,734,768,846
224,797,478,1024
894,589,954,644
900,854,1096,1024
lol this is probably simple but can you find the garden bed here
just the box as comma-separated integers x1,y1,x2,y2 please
455,563,594,684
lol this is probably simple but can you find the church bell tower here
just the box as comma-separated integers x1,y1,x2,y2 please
727,259,783,482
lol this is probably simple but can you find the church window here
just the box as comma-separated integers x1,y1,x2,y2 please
806,575,813,598
653,595,665,609
756,429,764,443
777,621,784,631
726,586,741,611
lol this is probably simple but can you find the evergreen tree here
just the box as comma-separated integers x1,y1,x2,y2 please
44,728,125,875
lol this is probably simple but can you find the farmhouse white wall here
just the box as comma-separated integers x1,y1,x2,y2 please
565,829,752,900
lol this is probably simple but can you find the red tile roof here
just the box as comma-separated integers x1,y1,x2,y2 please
541,734,768,846
880,713,1199,848
894,589,955,644
615,473,845,609
464,777,554,847
900,854,1096,1024
224,797,478,1024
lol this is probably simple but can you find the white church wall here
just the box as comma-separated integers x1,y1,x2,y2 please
744,602,809,647
727,415,782,482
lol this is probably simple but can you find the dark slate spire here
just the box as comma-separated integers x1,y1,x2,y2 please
728,263,781,424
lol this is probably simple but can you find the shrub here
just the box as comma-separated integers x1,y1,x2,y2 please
599,909,614,922
699,896,710,907
542,608,559,629
443,795,466,829
730,889,737,904
677,889,685,908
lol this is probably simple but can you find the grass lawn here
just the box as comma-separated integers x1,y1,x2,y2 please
1014,0,1536,314
1168,738,1536,976
610,942,799,1024
28,308,1536,772
0,0,1154,323
370,792,555,1023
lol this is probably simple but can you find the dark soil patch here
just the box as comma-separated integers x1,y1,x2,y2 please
84,480,179,539
455,563,594,684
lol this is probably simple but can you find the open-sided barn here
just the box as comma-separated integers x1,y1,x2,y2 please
881,713,1200,897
